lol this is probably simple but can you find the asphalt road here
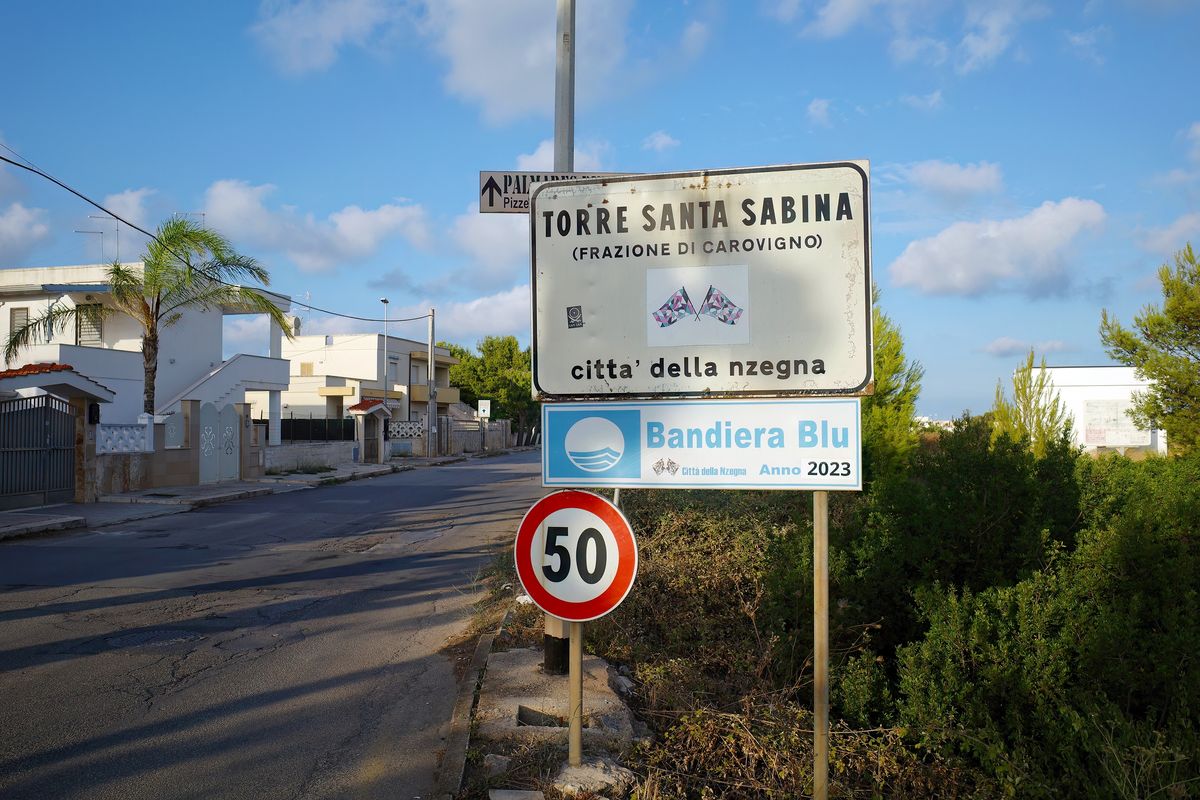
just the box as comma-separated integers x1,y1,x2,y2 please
0,450,544,800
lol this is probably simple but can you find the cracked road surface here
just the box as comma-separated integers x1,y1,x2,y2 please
0,451,543,800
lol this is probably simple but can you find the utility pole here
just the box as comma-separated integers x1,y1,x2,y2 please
427,308,437,457
381,298,390,464
544,0,575,677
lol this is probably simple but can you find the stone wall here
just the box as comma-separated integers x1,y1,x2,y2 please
263,441,356,472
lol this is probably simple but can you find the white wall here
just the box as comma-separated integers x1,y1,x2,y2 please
156,307,223,404
2,263,273,421
1044,366,1167,454
20,343,144,422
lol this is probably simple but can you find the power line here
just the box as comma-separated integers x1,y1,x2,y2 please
0,152,429,324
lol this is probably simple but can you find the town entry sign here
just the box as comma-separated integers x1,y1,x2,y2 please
530,163,872,400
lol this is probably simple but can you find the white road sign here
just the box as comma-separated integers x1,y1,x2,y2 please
477,399,492,419
530,163,872,399
479,171,618,213
542,399,862,490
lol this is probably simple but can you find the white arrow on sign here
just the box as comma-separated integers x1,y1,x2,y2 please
479,171,621,214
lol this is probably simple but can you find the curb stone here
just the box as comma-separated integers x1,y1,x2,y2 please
435,631,494,798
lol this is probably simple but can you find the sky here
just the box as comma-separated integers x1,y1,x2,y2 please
1,0,1198,418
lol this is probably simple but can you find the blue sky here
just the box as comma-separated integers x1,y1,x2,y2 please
2,0,1197,418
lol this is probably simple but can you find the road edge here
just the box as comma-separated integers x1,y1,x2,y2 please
435,629,495,799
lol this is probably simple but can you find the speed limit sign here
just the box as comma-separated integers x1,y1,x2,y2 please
514,490,638,622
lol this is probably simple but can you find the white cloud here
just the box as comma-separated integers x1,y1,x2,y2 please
907,160,1003,202
681,21,710,58
642,130,680,152
1187,121,1200,163
765,0,803,23
891,35,949,65
451,205,525,277
889,198,1107,296
222,314,271,358
424,0,633,124
805,0,880,38
900,89,944,111
515,139,605,172
1065,26,1108,65
1140,212,1200,256
251,0,404,75
389,285,531,346
807,98,832,127
1150,168,1199,187
103,187,155,230
957,2,1045,74
981,336,1070,357
0,202,50,264
203,179,430,272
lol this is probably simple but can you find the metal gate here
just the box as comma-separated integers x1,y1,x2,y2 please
199,403,241,484
0,395,76,510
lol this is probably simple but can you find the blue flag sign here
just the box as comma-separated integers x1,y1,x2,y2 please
542,399,862,490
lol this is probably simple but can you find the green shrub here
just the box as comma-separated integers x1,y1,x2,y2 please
897,453,1200,797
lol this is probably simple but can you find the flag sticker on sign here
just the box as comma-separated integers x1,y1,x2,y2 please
652,286,697,327
646,265,750,347
698,285,744,325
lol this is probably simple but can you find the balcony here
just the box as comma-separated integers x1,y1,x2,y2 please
409,384,459,405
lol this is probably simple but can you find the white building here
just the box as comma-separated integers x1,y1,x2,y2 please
1043,365,1168,456
245,332,460,424
0,263,290,433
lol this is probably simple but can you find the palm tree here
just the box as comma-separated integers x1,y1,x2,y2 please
4,216,294,415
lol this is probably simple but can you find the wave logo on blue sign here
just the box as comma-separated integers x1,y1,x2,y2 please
566,417,624,471
546,408,641,481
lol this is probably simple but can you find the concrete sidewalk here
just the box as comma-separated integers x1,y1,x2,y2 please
0,451,505,542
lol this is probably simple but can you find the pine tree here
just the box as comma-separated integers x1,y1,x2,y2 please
991,350,1070,458
1100,242,1200,454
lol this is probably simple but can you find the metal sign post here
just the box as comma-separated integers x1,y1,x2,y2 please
569,621,584,766
813,490,829,799
543,0,576,680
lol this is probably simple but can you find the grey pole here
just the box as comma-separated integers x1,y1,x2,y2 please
554,0,575,172
569,620,583,766
813,490,830,799
380,297,389,415
544,0,575,677
427,308,436,457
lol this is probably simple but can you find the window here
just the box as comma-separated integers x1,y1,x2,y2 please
300,362,314,377
9,306,28,334
75,304,103,346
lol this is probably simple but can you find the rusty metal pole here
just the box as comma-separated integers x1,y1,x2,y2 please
813,490,829,799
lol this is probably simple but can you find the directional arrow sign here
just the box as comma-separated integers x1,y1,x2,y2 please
479,171,620,214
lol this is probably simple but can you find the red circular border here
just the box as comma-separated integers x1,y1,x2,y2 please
514,491,638,622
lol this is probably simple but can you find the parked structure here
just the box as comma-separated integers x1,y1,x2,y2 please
1043,365,1168,456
